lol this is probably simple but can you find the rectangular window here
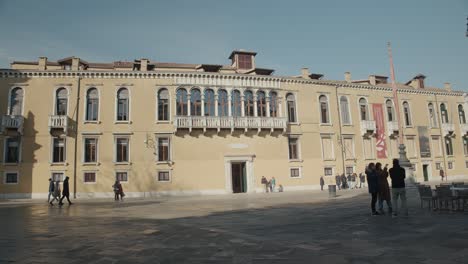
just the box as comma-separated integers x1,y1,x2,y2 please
57,99,67,116
117,99,128,121
324,167,333,176
321,136,335,160
445,137,454,156
435,162,441,170
343,136,355,159
448,161,453,170
290,168,301,178
115,137,129,162
158,171,170,182
157,137,170,162
465,161,468,169
4,172,18,184
116,171,128,182
158,99,169,121
4,137,20,163
464,137,468,156
84,138,98,163
238,54,252,69
52,172,64,182
84,172,96,183
86,98,98,121
52,138,66,163
288,137,299,160
287,101,296,123
346,166,354,175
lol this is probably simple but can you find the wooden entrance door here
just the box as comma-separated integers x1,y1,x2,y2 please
231,162,247,193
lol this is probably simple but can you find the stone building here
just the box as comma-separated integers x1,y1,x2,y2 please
1,50,467,198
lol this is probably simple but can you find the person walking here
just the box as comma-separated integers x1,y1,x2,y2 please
47,178,54,203
261,176,269,193
335,174,341,190
50,180,61,206
113,180,121,201
389,159,408,217
352,173,358,189
341,174,347,189
59,176,72,206
376,163,392,215
320,176,325,191
366,163,380,216
270,177,276,192
347,174,352,189
360,172,366,188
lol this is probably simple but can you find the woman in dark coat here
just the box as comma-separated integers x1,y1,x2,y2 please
365,163,379,215
376,163,392,215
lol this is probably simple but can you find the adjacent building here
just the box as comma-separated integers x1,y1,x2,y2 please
1,51,467,198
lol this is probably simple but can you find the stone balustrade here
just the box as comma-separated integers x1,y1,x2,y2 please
175,116,287,132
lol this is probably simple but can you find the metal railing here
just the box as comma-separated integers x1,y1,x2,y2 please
174,116,287,131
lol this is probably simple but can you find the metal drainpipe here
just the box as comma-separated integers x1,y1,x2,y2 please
334,85,346,175
434,93,448,180
73,75,81,199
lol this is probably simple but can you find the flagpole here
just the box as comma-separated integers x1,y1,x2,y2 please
387,42,411,168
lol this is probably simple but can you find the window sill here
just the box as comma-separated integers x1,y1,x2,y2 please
3,162,20,166
50,162,68,166
405,126,414,128
83,162,100,166
156,120,171,124
319,123,333,126
114,162,131,165
290,176,302,179
83,181,97,185
157,180,172,183
288,122,300,126
156,161,173,165
342,124,353,126
84,121,101,124
288,159,303,163
323,159,336,161
3,182,19,185
114,121,132,124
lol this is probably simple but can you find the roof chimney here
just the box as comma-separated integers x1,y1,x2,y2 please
345,72,351,83
301,68,310,79
71,57,80,71
38,57,47,70
444,82,452,91
140,58,148,71
369,75,376,85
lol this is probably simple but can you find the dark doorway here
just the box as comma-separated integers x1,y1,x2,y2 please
231,162,247,193
423,164,429,182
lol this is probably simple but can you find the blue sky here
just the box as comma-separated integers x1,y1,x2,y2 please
0,0,467,90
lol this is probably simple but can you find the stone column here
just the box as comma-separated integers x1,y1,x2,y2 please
266,94,271,118
241,95,245,117
187,93,191,116
227,91,232,117
214,91,219,117
201,93,205,116
253,91,258,117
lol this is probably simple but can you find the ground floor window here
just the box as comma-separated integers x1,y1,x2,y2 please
4,137,20,163
51,172,64,182
4,172,18,184
84,172,96,183
435,162,441,170
345,166,354,175
52,137,66,163
290,167,301,178
448,161,454,170
116,171,128,182
324,167,333,176
157,171,170,182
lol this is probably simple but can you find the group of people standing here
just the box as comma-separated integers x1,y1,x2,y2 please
323,173,366,191
112,180,125,201
47,176,72,206
366,159,408,217
261,176,283,193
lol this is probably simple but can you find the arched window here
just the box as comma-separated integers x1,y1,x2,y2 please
218,89,228,117
269,91,278,117
116,88,129,121
204,89,215,116
9,87,23,116
56,88,68,116
86,88,99,121
386,100,394,122
320,95,329,124
403,101,412,126
176,88,188,116
440,103,448,124
340,96,350,124
158,88,169,121
458,105,466,124
244,90,254,117
231,90,241,117
286,93,296,122
257,90,267,117
359,98,369,121
190,88,202,116
428,103,437,127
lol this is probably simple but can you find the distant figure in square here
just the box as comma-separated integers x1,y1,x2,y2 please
59,176,72,206
50,181,61,206
376,163,392,215
113,180,122,200
341,174,347,189
352,173,358,189
360,172,366,188
366,163,380,216
270,177,276,192
261,176,269,193
47,178,54,203
390,159,408,217
335,174,341,190
320,176,325,191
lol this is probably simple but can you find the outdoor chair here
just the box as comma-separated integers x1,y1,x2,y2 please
435,186,457,211
419,185,437,210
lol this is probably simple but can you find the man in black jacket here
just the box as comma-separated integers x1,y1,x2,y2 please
59,176,73,206
389,159,407,217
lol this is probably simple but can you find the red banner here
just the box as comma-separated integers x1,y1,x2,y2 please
372,104,387,159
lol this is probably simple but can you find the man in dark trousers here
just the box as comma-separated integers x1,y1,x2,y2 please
335,175,341,190
365,163,379,216
320,176,325,191
389,159,407,217
59,176,73,206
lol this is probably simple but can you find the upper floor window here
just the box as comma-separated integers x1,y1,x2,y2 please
428,103,438,127
84,138,98,163
340,96,350,125
403,101,412,126
319,95,330,124
157,136,171,162
359,98,369,121
157,88,169,121
445,136,454,156
190,88,202,116
218,89,228,117
52,137,66,163
440,103,449,124
286,93,297,123
116,88,129,121
115,137,129,163
176,88,188,116
56,88,68,116
4,137,20,163
238,54,252,69
257,91,267,117
204,89,215,116
386,100,395,122
269,91,278,117
458,105,466,124
244,90,254,117
86,88,99,121
9,87,24,116
231,90,242,117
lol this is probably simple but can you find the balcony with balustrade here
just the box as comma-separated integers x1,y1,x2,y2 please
387,121,399,137
1,115,24,134
442,122,455,137
360,120,376,137
48,115,68,134
175,116,287,133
